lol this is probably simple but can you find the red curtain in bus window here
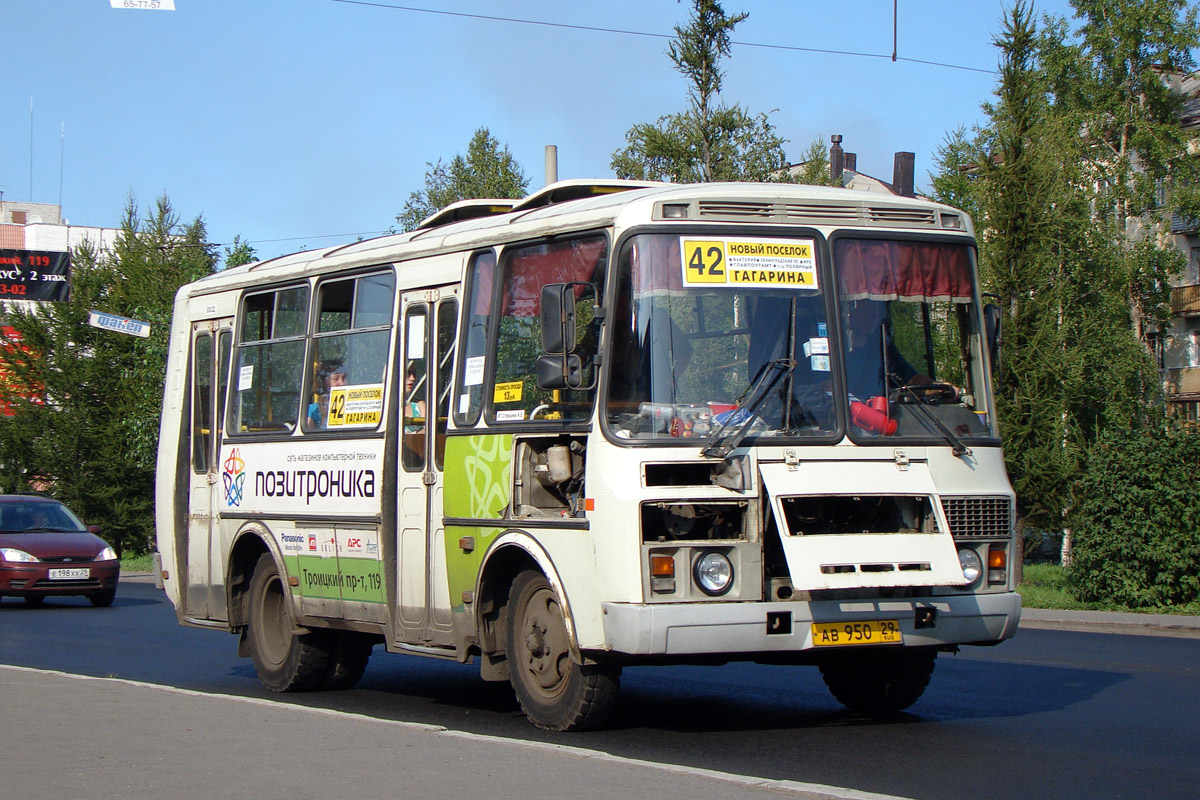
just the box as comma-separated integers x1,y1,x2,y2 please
501,236,607,316
469,252,497,317
835,239,974,303
629,235,685,295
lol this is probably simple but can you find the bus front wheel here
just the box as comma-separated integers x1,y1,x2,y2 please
506,570,619,731
247,552,330,692
818,647,937,714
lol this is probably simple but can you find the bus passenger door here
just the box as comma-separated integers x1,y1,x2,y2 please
185,320,233,620
395,288,458,644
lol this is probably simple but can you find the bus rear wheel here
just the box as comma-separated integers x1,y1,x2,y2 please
321,632,374,690
818,647,937,714
506,570,619,731
247,552,330,692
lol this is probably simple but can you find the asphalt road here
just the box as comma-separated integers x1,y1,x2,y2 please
2,580,1198,800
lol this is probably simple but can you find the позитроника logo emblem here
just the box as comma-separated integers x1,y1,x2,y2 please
223,447,246,507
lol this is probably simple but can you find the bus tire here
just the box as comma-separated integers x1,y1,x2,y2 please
321,632,374,690
506,570,619,731
818,647,937,714
247,552,330,692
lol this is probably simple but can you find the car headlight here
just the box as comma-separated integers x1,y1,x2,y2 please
96,546,117,562
693,551,734,596
958,547,983,585
1,547,40,563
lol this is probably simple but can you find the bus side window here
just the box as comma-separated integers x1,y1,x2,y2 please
191,332,213,473
435,298,457,470
453,251,496,428
491,235,607,423
307,270,394,432
402,304,428,471
231,285,309,434
217,330,232,441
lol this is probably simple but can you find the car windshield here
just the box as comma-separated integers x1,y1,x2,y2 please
603,233,997,446
0,501,87,532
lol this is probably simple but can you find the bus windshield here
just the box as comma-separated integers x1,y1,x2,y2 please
604,233,995,445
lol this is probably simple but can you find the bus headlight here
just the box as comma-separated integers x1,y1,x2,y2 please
693,551,733,596
958,547,983,585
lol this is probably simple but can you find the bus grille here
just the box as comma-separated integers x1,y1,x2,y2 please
695,200,939,228
942,496,1012,539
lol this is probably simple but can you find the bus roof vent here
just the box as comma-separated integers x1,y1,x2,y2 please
865,206,938,227
511,179,661,212
416,199,518,231
696,200,860,223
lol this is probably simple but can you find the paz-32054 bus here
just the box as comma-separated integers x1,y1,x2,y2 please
155,179,1020,731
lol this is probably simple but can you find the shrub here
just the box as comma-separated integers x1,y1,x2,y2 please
1067,424,1200,607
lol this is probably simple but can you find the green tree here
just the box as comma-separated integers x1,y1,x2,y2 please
610,0,793,182
928,126,984,222
223,234,257,269
0,196,216,554
1038,0,1200,344
397,127,529,232
979,4,1097,544
932,1,1199,565
789,137,838,187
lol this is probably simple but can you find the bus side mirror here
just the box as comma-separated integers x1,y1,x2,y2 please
983,302,1002,368
540,283,577,356
537,353,586,390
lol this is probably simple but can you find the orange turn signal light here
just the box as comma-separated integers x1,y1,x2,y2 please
988,546,1007,569
650,554,675,578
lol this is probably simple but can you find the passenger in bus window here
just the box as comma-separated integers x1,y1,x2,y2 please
404,367,426,432
307,361,347,429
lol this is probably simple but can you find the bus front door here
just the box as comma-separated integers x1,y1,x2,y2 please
395,288,458,646
185,319,232,620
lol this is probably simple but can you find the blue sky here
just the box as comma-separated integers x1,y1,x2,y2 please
2,0,1078,262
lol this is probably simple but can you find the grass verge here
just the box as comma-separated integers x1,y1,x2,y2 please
119,552,155,573
1020,563,1200,615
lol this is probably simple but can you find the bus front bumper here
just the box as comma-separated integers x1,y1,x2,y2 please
600,592,1022,656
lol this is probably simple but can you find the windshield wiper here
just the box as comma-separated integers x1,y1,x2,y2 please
701,358,795,459
896,383,973,458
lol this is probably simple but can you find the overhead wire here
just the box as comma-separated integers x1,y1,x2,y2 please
328,0,996,75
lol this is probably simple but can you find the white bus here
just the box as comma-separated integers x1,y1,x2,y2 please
155,179,1020,731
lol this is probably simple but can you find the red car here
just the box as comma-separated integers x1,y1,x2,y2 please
0,495,119,607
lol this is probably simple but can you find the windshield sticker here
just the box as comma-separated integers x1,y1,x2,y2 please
238,364,254,391
463,355,485,386
680,237,818,289
495,409,526,422
326,384,383,427
493,380,523,404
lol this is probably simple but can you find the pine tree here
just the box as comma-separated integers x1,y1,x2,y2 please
610,0,792,183
397,127,529,232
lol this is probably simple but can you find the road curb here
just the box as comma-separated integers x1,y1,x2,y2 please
1020,608,1200,638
